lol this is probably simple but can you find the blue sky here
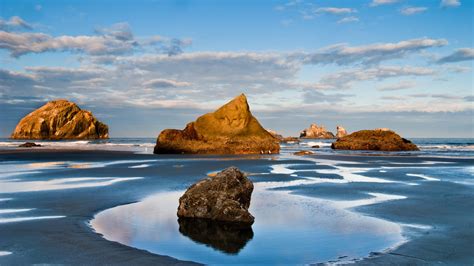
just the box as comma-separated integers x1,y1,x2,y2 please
0,0,473,137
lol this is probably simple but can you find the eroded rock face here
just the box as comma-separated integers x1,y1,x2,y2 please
177,167,255,224
154,94,279,154
331,129,419,151
300,123,335,139
11,100,108,140
336,126,348,138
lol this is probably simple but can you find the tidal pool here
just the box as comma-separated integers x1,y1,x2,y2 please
91,180,405,264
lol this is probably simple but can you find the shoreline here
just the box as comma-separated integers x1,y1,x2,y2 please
0,149,473,264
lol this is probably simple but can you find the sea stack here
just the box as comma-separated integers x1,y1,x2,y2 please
177,167,255,224
331,128,419,151
154,94,280,154
300,123,335,139
336,126,348,138
11,99,109,140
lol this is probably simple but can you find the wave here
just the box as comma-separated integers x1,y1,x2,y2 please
419,144,474,151
0,139,156,151
304,141,332,148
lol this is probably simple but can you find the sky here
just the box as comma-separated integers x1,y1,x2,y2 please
0,0,473,138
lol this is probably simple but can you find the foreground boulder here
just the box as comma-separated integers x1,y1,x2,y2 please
336,126,348,138
154,94,279,154
331,129,419,151
300,123,335,139
177,167,255,224
11,100,108,140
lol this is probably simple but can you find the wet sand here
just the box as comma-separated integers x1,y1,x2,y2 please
0,149,473,264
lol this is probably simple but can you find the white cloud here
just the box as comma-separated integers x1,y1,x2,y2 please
370,0,400,7
0,16,32,31
314,66,435,90
400,7,428,15
0,22,191,57
441,0,461,8
296,38,448,65
437,48,474,63
337,16,359,24
315,7,357,15
143,79,191,88
378,80,417,91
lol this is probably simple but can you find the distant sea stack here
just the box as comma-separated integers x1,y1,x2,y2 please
331,128,419,151
336,126,348,138
11,99,109,140
153,94,280,154
300,123,335,139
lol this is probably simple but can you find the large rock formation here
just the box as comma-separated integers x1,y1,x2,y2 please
177,167,255,224
300,123,335,139
331,129,419,151
154,94,279,154
336,125,348,138
11,100,108,140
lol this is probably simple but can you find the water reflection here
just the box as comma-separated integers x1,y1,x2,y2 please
178,217,253,254
91,181,405,264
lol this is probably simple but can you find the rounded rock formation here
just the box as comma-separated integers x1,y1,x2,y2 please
11,100,108,140
177,167,255,224
154,94,279,154
331,129,419,151
300,123,335,139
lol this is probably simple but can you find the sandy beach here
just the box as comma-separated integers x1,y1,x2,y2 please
0,146,472,264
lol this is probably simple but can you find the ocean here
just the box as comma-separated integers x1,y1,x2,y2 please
0,137,473,264
1,137,473,157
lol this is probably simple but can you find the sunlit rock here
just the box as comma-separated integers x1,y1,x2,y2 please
11,99,108,140
154,94,279,154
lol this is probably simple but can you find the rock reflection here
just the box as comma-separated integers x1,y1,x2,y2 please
178,217,253,254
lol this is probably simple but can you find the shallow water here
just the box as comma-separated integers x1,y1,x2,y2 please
0,139,473,264
91,183,404,264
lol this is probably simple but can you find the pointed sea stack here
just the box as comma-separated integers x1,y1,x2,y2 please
154,94,279,154
331,128,419,151
11,99,108,140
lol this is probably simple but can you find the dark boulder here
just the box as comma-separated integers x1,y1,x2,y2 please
177,167,255,224
19,142,41,147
